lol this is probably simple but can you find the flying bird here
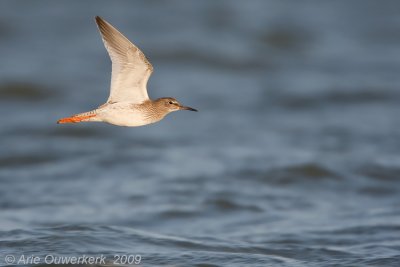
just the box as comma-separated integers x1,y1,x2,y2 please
57,16,197,127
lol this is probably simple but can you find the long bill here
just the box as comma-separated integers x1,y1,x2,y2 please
179,105,198,112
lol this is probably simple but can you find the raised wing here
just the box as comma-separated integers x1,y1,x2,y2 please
95,16,153,104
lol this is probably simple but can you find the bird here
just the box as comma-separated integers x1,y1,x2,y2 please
57,16,197,127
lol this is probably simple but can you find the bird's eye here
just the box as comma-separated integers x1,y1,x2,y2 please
168,101,174,104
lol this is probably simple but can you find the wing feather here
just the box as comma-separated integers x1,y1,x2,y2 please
95,16,153,104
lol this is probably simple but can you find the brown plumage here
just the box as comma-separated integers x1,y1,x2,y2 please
57,16,197,127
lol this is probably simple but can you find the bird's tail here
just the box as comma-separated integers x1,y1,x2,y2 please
57,110,98,124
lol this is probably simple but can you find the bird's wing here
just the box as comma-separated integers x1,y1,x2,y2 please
95,16,153,104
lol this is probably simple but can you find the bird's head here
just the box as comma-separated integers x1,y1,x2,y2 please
155,97,198,114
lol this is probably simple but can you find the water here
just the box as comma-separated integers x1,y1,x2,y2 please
1,1,400,266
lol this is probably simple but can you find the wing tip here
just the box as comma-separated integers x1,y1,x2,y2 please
95,16,113,37
95,16,105,26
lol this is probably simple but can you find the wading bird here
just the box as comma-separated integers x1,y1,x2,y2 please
57,16,197,127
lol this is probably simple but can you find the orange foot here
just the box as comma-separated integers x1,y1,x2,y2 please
57,114,96,124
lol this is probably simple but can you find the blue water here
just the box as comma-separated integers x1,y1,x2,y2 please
1,1,400,266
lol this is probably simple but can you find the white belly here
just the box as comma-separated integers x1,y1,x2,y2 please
96,103,161,127
102,112,149,127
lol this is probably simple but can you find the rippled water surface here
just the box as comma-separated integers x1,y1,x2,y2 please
1,1,400,266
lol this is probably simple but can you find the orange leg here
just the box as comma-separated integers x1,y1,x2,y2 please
57,114,97,124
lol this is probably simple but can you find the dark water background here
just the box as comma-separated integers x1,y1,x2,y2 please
1,1,400,266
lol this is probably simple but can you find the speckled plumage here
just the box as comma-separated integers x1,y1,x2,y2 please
57,16,196,126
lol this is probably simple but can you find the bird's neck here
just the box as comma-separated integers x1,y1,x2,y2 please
135,100,168,123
